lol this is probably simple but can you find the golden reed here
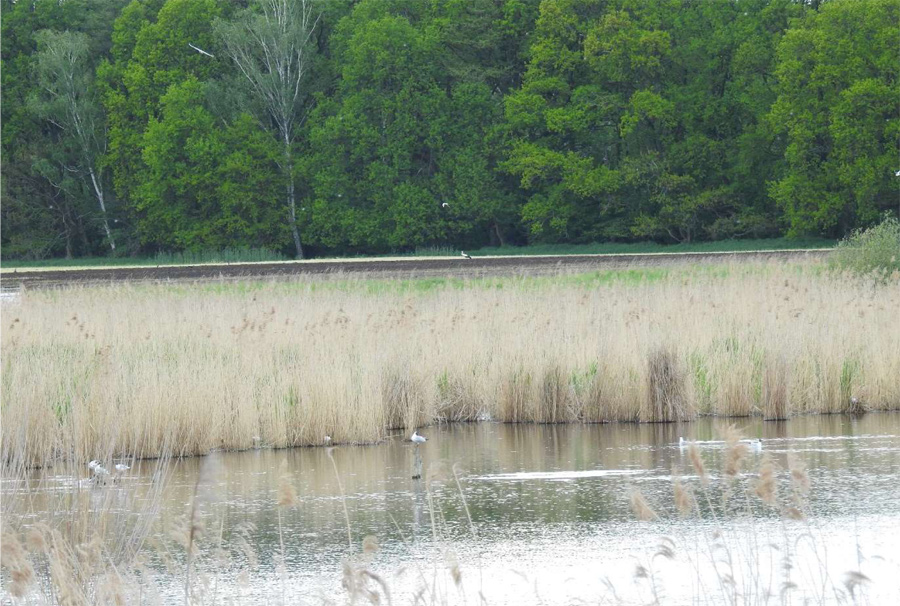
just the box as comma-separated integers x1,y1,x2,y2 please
2,262,898,466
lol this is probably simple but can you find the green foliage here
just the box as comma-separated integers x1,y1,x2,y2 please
3,247,285,268
151,247,286,265
470,237,834,257
768,0,899,237
303,0,517,254
829,215,900,277
2,0,898,261
100,0,222,219
137,79,288,250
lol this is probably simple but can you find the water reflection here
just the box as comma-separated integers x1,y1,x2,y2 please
10,413,900,604
0,289,20,304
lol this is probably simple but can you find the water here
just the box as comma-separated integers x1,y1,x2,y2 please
0,289,20,304
7,414,900,604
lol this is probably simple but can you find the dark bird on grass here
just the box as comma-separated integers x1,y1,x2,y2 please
460,251,472,260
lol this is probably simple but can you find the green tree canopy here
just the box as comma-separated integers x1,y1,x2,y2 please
2,0,898,260
768,0,900,236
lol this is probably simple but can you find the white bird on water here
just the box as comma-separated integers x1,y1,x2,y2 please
460,251,472,260
410,430,427,480
88,460,110,483
88,460,108,474
742,438,763,451
114,463,130,473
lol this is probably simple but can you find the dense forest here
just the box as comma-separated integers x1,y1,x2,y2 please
2,0,898,260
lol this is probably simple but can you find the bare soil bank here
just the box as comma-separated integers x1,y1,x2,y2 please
1,249,830,289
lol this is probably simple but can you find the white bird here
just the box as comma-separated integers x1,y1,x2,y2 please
741,438,763,451
324,435,332,444
441,202,449,208
895,169,900,177
114,463,130,473
88,460,107,473
188,43,215,58
679,437,687,449
411,430,427,444
88,460,110,482
460,251,472,259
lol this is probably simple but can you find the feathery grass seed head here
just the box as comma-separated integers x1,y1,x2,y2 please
723,425,748,479
673,479,695,516
688,443,708,487
1,529,36,597
754,455,779,506
277,460,299,507
628,488,658,522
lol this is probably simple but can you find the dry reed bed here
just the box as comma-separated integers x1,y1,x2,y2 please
2,263,898,466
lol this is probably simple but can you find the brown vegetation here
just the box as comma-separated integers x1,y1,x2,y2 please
2,263,898,468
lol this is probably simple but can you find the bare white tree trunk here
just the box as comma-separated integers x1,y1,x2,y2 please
285,138,304,259
88,167,116,251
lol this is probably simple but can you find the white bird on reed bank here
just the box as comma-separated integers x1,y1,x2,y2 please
411,430,427,444
324,435,332,444
460,251,472,260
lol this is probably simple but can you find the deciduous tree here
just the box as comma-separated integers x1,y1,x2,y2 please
215,0,321,258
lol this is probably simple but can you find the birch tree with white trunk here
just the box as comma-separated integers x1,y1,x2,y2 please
31,30,117,252
215,0,320,259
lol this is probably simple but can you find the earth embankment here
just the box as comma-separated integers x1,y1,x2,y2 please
1,249,831,289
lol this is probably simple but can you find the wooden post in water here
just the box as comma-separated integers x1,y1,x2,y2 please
412,445,423,480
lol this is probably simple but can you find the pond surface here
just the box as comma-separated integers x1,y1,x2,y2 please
8,414,900,604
